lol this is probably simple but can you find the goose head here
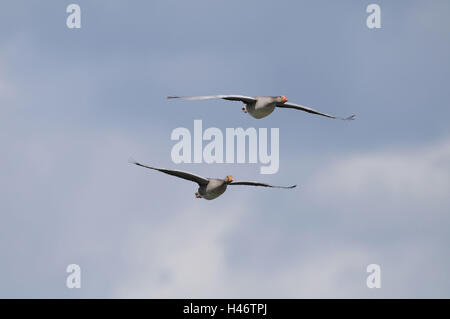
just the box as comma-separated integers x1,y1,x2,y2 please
279,95,288,103
225,175,233,184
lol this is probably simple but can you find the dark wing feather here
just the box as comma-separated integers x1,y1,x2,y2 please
276,102,355,120
130,160,209,185
167,95,256,104
230,181,296,189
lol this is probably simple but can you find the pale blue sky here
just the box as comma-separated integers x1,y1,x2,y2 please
1,0,449,297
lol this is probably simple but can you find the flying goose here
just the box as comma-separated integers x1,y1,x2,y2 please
130,160,296,200
167,95,355,120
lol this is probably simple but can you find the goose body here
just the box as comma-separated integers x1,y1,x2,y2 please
247,96,278,119
198,178,228,200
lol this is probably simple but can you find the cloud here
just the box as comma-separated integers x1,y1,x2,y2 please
291,137,450,297
308,138,450,211
113,204,244,298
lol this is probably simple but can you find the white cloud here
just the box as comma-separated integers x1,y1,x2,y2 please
113,203,245,298
308,138,450,210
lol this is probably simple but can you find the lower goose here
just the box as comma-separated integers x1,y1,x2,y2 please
131,160,296,200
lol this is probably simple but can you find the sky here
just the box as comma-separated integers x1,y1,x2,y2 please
1,0,450,298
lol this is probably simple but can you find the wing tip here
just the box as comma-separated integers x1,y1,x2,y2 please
128,157,140,166
276,184,297,189
344,114,356,120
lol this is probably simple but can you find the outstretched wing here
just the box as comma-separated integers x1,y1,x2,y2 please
130,159,209,185
230,181,296,189
167,95,257,104
276,102,355,120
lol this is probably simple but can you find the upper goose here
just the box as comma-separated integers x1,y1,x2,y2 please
131,160,296,200
167,95,355,120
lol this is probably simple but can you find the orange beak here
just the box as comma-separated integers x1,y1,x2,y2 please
281,96,288,103
227,176,233,182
